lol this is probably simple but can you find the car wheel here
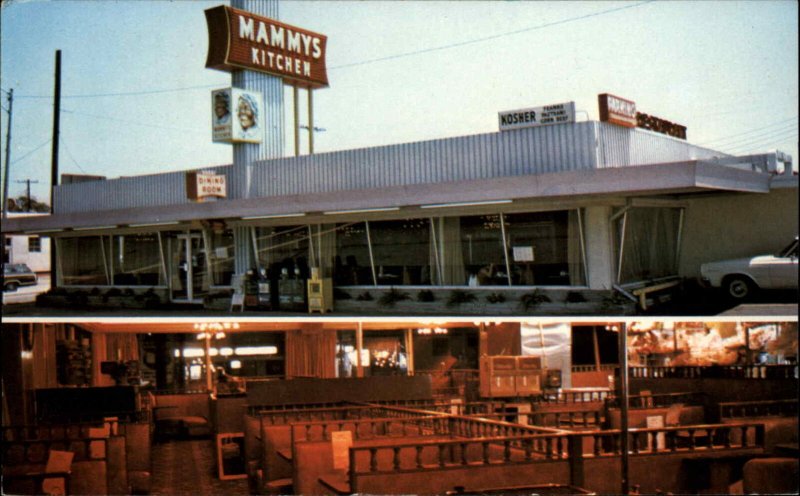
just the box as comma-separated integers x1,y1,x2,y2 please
5,282,19,292
724,276,754,301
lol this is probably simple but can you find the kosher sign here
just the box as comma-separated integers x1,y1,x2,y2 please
186,171,227,202
205,5,329,88
499,101,576,131
212,88,263,144
598,93,637,128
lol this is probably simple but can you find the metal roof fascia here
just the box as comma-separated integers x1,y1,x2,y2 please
2,161,775,235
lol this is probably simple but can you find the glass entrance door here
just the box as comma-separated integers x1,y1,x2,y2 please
171,233,208,303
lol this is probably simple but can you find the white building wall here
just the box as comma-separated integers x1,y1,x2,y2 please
679,185,799,278
584,206,615,290
8,234,51,273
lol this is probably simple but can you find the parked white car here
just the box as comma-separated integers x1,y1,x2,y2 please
700,237,798,300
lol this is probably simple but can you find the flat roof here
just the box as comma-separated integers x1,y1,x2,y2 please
2,160,780,235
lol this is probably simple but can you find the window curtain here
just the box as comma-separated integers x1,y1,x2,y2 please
59,236,108,286
255,227,276,271
619,207,681,283
316,224,337,279
112,234,163,286
440,217,466,285
285,329,336,378
567,210,586,286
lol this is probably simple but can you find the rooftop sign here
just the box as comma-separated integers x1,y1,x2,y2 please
599,93,687,140
212,88,263,144
205,5,329,88
598,93,637,128
186,171,227,202
499,102,576,131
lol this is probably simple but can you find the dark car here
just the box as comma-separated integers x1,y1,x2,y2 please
3,263,38,292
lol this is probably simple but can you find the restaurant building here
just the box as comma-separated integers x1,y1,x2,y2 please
2,118,796,313
1,0,796,314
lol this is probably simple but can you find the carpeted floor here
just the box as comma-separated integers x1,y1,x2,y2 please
150,439,249,496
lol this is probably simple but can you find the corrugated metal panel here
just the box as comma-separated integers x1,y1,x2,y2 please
54,165,231,214
596,122,731,168
245,121,599,198
57,121,729,214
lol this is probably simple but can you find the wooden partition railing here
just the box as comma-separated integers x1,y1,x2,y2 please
718,399,799,419
347,421,766,484
366,398,458,412
444,415,562,439
2,419,118,442
605,391,706,410
528,410,604,429
629,365,799,379
253,402,447,426
572,364,618,373
533,390,612,404
246,401,348,416
2,436,109,466
291,415,447,443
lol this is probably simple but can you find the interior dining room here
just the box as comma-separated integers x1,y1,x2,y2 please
1,319,797,495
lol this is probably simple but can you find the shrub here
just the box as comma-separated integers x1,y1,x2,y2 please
334,288,352,300
565,291,587,303
486,292,506,304
519,290,551,311
356,291,374,301
447,289,477,307
378,287,410,307
417,290,435,302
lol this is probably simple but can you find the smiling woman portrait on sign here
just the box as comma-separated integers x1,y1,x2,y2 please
236,93,260,140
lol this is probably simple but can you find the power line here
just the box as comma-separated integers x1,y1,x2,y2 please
705,123,798,151
723,128,799,154
16,83,222,100
721,125,798,149
13,2,654,99
329,1,655,71
60,107,207,134
59,136,88,175
10,138,51,166
697,116,798,146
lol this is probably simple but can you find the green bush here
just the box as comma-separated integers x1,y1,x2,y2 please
447,290,477,307
378,287,410,307
519,290,551,311
417,290,435,302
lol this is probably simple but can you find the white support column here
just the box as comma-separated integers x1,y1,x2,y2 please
584,205,615,290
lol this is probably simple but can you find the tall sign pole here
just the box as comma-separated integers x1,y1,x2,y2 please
50,50,62,289
205,1,329,278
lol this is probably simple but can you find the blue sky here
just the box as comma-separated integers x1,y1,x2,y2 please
1,0,797,203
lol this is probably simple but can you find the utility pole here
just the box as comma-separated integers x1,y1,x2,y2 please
50,50,62,289
51,50,61,211
14,179,40,212
1,88,12,266
2,88,12,220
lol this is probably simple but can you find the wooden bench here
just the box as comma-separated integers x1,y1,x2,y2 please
2,437,111,495
2,420,134,495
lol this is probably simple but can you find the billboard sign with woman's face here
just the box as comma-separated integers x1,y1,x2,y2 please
212,88,263,144
212,88,232,142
